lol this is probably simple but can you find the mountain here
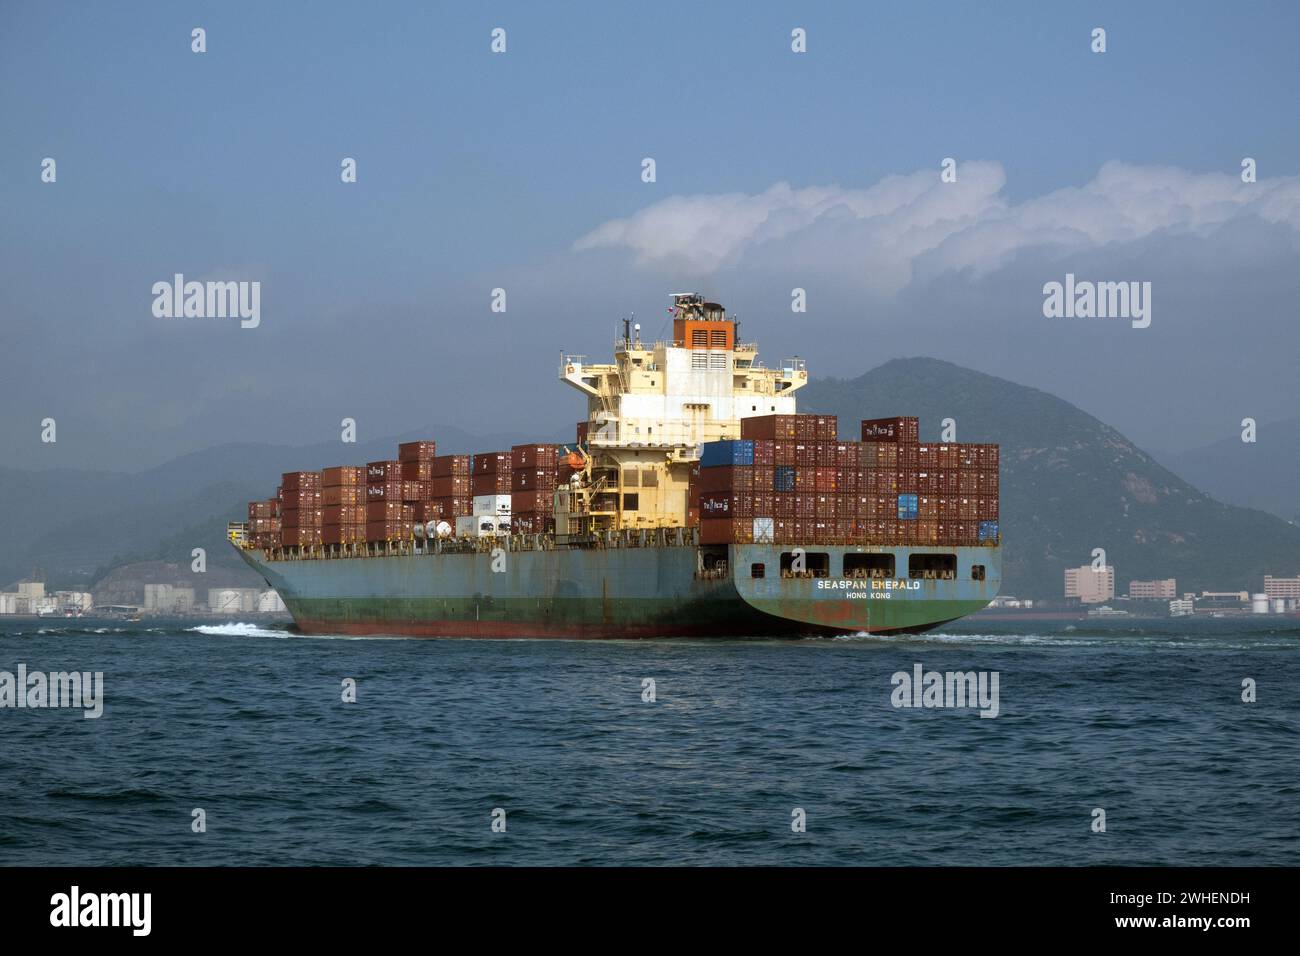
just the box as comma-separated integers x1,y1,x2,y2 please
1154,417,1300,523
800,358,1300,599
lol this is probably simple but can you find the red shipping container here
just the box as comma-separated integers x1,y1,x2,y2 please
398,440,437,462
281,507,322,528
430,475,471,497
401,481,431,502
367,460,402,482
513,469,557,492
248,516,280,533
281,471,321,491
366,520,412,541
281,528,322,547
430,496,472,519
978,495,1000,519
366,500,405,521
324,504,366,525
861,416,919,443
401,459,434,482
248,500,276,519
323,485,364,506
322,524,366,545
513,490,553,513
741,414,799,441
472,452,512,474
815,415,838,440
430,454,470,477
774,441,796,466
512,444,559,469
366,481,403,501
471,471,512,495
322,466,364,487
752,440,775,466
978,470,1000,495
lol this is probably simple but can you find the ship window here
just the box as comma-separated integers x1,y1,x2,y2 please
751,563,765,579
844,553,894,579
909,554,957,580
623,468,640,487
622,494,639,511
779,551,830,578
641,469,657,487
971,564,986,581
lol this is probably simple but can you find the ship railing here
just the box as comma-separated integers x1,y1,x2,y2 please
258,526,703,562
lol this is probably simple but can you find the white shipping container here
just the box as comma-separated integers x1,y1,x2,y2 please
753,517,774,543
472,494,512,516
456,515,501,537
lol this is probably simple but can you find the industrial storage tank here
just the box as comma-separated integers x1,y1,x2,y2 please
1251,593,1269,614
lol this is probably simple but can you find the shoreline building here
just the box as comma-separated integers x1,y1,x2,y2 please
1129,578,1176,599
1065,565,1115,604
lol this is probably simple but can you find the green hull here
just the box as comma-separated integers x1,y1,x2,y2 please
237,540,1000,639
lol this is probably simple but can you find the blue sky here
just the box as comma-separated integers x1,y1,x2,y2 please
2,0,1298,469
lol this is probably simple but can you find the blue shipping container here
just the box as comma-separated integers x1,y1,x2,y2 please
773,465,796,492
701,439,754,468
978,520,1000,541
897,493,918,520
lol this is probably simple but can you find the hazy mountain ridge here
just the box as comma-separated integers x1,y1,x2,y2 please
1153,417,1300,523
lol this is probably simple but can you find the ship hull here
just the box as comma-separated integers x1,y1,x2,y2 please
236,542,999,639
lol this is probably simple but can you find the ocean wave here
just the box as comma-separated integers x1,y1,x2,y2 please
188,622,289,639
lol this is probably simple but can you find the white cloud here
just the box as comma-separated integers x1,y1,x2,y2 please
574,161,1300,294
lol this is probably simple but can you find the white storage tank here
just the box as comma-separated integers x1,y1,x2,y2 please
1251,593,1269,614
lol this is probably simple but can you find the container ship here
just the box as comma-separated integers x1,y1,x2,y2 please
228,293,1001,638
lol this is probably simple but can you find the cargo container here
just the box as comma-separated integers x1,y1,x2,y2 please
472,452,511,474
473,494,512,516
367,460,402,482
512,444,559,470
400,459,434,482
861,417,919,443
398,441,437,462
323,485,365,506
701,439,754,468
281,471,322,491
322,466,364,487
431,454,471,477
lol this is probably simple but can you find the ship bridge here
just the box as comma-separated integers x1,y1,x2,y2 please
560,293,807,452
558,293,808,533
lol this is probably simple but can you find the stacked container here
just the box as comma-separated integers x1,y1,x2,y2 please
366,460,413,541
246,499,281,549
698,414,1000,546
280,471,323,547
512,443,559,533
322,466,366,544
